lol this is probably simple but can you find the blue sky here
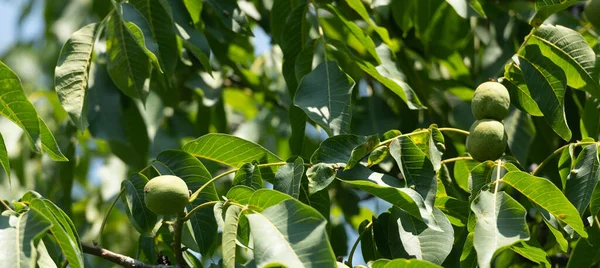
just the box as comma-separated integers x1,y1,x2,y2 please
0,0,45,55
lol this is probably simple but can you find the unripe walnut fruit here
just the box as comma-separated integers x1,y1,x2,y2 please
466,119,507,162
471,81,510,120
144,175,189,216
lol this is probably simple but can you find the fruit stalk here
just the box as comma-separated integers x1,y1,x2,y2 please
173,212,187,267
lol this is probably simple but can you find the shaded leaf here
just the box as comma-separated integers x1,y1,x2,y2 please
120,173,158,235
511,241,551,268
502,63,543,116
222,205,245,268
0,209,52,268
205,0,251,35
324,4,380,63
273,157,304,199
54,23,99,131
531,1,586,26
233,162,264,190
564,144,600,215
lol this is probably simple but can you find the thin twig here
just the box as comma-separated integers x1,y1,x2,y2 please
188,162,289,203
440,156,473,165
0,199,13,211
82,243,177,268
98,188,125,246
347,221,373,267
377,127,469,148
183,201,219,221
531,142,599,176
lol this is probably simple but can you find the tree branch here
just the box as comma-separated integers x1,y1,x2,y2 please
82,243,177,268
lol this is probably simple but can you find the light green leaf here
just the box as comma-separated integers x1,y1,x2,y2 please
519,45,571,141
310,134,373,167
0,61,40,147
183,0,202,29
120,173,158,235
29,198,83,268
527,25,600,99
205,0,251,35
294,61,355,136
337,165,441,231
460,232,477,268
154,149,219,254
129,0,179,74
390,137,437,219
347,135,379,169
246,199,336,267
0,133,8,182
468,161,496,202
54,23,99,131
273,157,304,199
511,241,551,268
222,205,245,268
564,144,600,215
435,196,468,227
530,1,585,26
390,207,454,264
182,134,282,182
38,117,68,162
367,146,389,167
248,189,294,212
453,158,479,193
324,4,380,63
0,209,53,268
344,0,392,44
383,258,442,268
502,171,587,238
226,185,255,204
233,162,264,190
471,191,530,268
307,163,336,194
106,10,151,101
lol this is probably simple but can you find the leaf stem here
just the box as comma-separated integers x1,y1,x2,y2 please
440,156,473,165
173,213,187,267
531,142,599,176
0,199,13,211
183,201,219,221
377,127,469,148
494,159,502,194
188,162,289,203
98,187,125,247
347,221,373,267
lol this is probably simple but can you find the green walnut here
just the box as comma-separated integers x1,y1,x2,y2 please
144,175,189,216
466,119,507,162
471,81,510,120
586,0,600,29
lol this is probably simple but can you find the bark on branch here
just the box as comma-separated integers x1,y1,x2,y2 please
82,243,178,268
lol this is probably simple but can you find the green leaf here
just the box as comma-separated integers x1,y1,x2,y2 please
129,0,179,74
337,165,441,231
383,258,443,268
390,137,437,220
360,219,380,262
445,0,468,18
29,198,84,268
471,191,530,268
233,162,264,190
246,199,336,267
204,0,251,35
527,25,600,99
453,158,478,193
120,173,158,235
0,60,40,147
273,157,304,199
468,161,496,202
435,196,468,227
502,171,587,238
226,185,255,204
38,118,68,162
592,180,600,216
502,63,544,117
182,134,282,181
460,232,477,268
0,133,8,182
54,23,99,131
530,1,585,26
368,146,389,167
390,207,454,264
248,189,294,212
344,0,392,44
222,205,245,268
564,144,600,215
306,163,336,194
0,209,53,268
504,108,536,165
170,0,212,72
106,10,151,101
311,134,374,167
518,45,571,141
119,3,163,73
535,203,569,252
567,218,600,268
324,4,380,63
154,150,219,254
510,241,551,268
294,61,355,136
183,0,202,29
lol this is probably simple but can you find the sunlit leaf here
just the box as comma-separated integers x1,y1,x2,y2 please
502,171,587,238
510,241,551,268
471,191,530,268
564,144,600,215
222,205,245,268
0,209,52,268
233,162,264,190
0,133,8,182
530,1,586,26
204,0,251,35
294,61,355,136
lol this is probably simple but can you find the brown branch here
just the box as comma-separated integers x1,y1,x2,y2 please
82,243,178,268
